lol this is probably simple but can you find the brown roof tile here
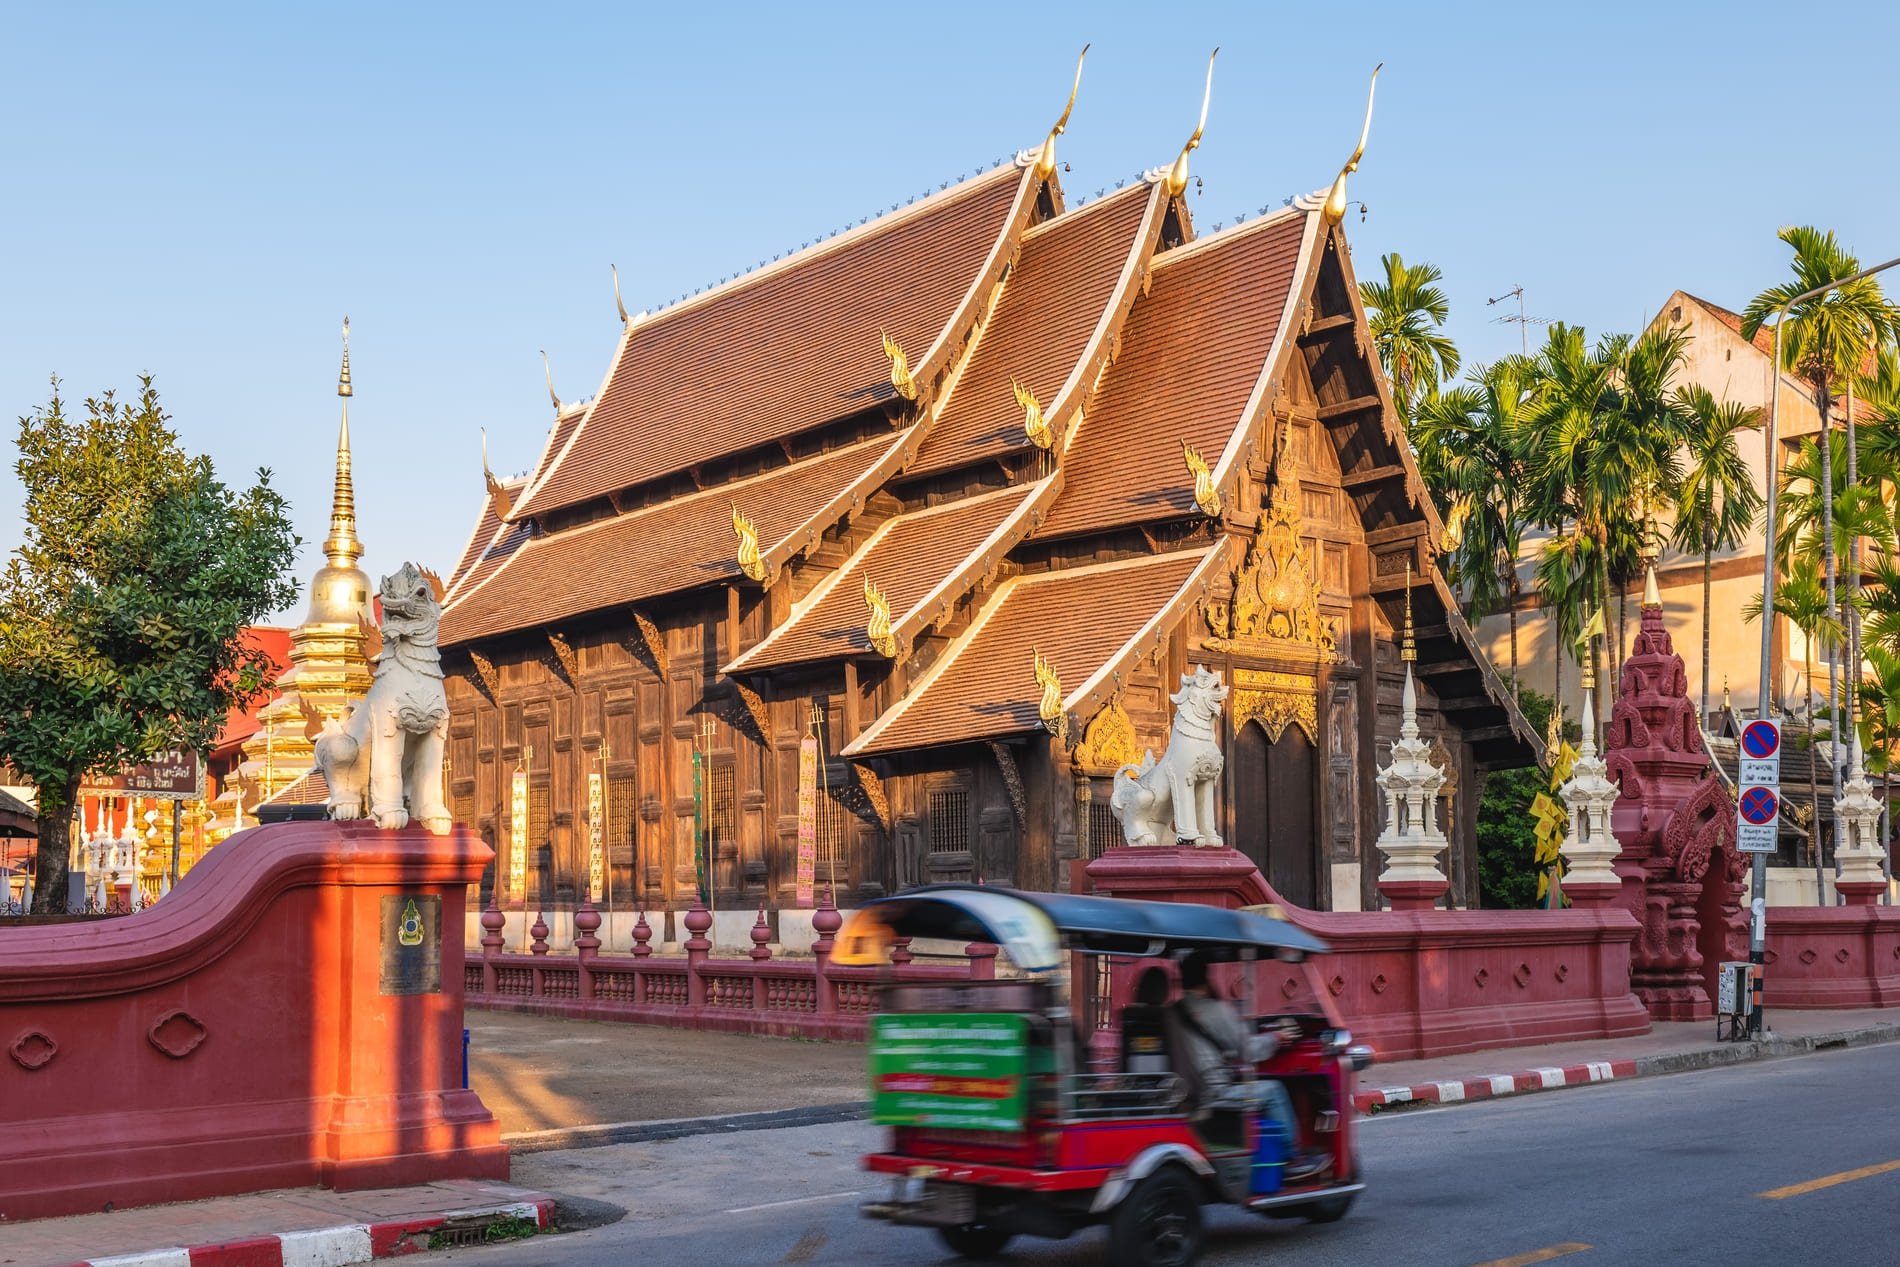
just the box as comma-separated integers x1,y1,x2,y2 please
730,483,1042,672
440,435,902,646
906,184,1160,478
844,548,1218,756
1033,209,1316,542
512,166,1036,518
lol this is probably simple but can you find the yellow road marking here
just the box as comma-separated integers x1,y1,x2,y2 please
1472,1245,1593,1267
1759,1158,1900,1199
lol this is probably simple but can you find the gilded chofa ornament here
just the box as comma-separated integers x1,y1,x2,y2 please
1182,441,1222,517
881,330,918,401
1205,428,1334,653
1014,379,1052,449
480,428,514,520
1323,64,1382,225
1162,49,1218,199
732,505,765,581
864,576,897,658
1032,45,1089,180
1033,649,1066,737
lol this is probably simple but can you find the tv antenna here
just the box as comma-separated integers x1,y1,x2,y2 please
1486,285,1549,356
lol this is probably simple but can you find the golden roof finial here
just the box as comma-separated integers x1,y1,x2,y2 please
1013,379,1051,449
612,264,629,325
322,317,362,570
1401,562,1417,662
881,330,918,401
1323,64,1382,224
337,315,353,398
1164,48,1219,198
864,576,897,657
541,350,562,415
1034,44,1089,180
1033,648,1065,735
732,505,765,581
481,427,514,520
1182,440,1221,517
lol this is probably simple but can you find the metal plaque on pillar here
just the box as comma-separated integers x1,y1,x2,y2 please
379,894,443,995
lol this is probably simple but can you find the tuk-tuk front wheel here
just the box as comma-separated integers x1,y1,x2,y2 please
935,1223,1013,1258
1107,1167,1206,1267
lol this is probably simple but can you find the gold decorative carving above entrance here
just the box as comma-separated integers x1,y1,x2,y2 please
1230,668,1318,744
1072,696,1141,773
1204,426,1335,657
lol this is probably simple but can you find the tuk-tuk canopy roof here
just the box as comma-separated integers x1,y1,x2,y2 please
835,884,1328,972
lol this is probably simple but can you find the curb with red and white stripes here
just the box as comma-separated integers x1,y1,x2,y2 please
72,1196,555,1267
1352,1058,1639,1113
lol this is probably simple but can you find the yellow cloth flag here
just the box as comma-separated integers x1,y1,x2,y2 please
1532,740,1581,903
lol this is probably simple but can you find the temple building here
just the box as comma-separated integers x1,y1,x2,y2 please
436,73,1537,936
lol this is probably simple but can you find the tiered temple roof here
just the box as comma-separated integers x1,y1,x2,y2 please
437,116,1536,774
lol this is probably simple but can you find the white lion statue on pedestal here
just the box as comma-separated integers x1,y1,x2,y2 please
1110,665,1229,847
315,562,453,834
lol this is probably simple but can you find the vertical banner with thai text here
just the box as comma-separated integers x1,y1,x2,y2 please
796,735,818,907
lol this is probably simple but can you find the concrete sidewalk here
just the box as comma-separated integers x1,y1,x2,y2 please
0,1179,557,1267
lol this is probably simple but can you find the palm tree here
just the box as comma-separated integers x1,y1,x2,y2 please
1747,555,1842,903
1361,253,1461,419
1413,362,1534,693
1669,386,1763,722
1744,227,1900,863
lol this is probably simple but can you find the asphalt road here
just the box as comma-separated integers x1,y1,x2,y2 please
440,1042,1900,1266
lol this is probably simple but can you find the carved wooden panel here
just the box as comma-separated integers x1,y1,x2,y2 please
503,703,522,751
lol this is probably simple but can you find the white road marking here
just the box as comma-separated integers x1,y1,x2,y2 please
725,1189,866,1215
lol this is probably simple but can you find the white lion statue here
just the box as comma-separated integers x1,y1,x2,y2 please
1110,666,1229,847
315,562,453,834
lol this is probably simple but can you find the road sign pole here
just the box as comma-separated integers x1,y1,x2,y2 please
1736,718,1783,1041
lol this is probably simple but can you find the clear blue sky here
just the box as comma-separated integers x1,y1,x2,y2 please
5,2,1897,620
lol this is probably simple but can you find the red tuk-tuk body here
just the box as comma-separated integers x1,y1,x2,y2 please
844,885,1371,1267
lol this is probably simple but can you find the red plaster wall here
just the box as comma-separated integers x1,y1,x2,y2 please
1763,905,1900,1008
0,822,505,1222
1086,845,1650,1061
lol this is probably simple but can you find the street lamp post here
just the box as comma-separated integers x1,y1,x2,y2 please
1752,253,1900,1036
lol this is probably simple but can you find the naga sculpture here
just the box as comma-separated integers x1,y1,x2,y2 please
315,562,453,834
1110,666,1229,847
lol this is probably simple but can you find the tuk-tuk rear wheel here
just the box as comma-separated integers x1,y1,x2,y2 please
1107,1167,1206,1267
935,1223,1013,1258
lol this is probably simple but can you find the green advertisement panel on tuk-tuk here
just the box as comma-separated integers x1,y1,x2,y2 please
870,1013,1032,1132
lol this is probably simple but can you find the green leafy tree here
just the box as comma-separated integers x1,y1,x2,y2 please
1475,683,1561,909
1361,252,1460,419
0,379,298,912
1413,361,1533,692
1668,386,1763,721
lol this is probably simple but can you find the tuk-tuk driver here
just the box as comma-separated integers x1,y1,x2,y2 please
1174,953,1296,1124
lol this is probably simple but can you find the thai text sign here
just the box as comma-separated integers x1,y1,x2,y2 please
870,1013,1029,1132
796,735,818,907
82,749,203,799
1736,720,1781,855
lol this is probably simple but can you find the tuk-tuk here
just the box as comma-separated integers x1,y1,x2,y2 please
839,884,1372,1267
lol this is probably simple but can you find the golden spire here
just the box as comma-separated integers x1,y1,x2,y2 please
882,330,918,401
864,576,897,657
1323,64,1382,224
1033,648,1065,735
541,350,562,415
1643,562,1662,608
1576,605,1605,691
322,317,362,570
612,264,629,324
1013,379,1051,449
1034,44,1089,180
1164,48,1219,198
732,505,764,581
1401,562,1417,662
1182,440,1221,517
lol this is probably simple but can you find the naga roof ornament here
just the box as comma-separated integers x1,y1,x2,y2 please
480,428,514,519
1162,49,1218,199
732,505,765,581
541,350,561,416
881,329,918,401
1013,379,1052,449
864,576,897,657
612,263,629,324
1033,648,1066,737
1323,64,1382,225
1182,440,1221,517
1031,45,1089,180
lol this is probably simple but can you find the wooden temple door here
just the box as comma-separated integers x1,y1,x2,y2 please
1231,721,1319,909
